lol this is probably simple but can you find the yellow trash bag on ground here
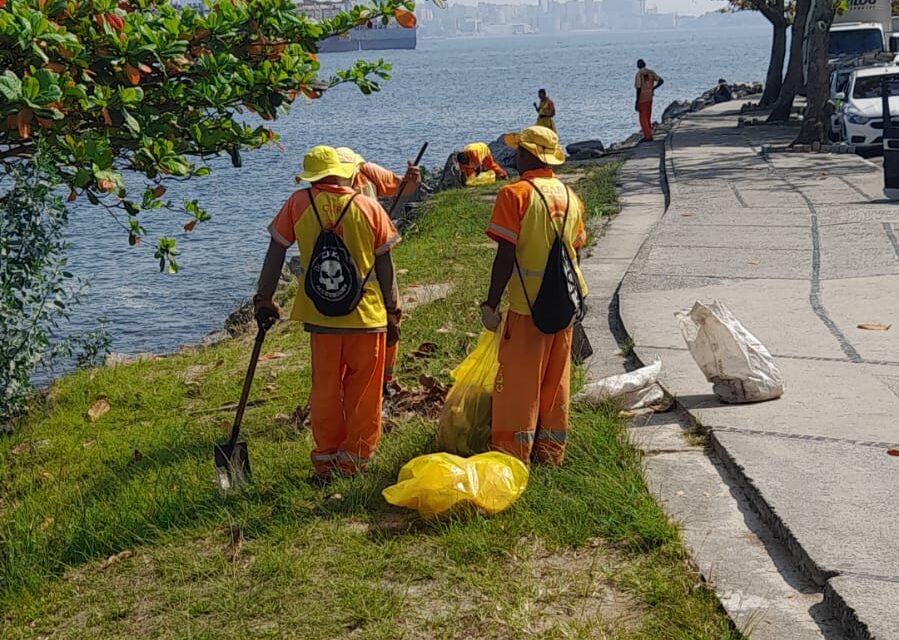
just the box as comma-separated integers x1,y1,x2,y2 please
382,452,529,518
437,326,502,456
466,170,496,187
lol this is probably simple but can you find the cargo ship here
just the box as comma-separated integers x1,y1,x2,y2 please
297,0,417,52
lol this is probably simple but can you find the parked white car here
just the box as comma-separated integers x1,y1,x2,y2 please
836,65,899,149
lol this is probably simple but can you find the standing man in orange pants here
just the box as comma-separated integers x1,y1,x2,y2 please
254,145,402,483
479,126,588,466
635,59,664,142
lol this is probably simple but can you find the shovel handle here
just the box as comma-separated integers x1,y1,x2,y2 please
228,328,266,446
386,142,428,219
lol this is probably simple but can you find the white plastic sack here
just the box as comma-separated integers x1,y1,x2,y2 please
675,300,785,404
574,358,666,410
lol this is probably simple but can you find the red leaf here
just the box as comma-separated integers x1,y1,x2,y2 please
888,448,899,457
183,219,197,232
98,179,116,192
394,8,417,29
101,107,112,125
0,0,7,9
123,63,140,86
67,189,77,202
16,109,32,139
152,185,166,198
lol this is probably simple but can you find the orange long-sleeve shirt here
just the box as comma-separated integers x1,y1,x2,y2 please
354,162,402,199
459,142,508,181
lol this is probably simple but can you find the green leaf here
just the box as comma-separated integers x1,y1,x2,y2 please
122,109,140,134
0,70,22,101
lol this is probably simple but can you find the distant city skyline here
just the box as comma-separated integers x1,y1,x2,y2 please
447,0,726,17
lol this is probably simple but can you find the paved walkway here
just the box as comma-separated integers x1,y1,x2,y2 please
615,102,899,639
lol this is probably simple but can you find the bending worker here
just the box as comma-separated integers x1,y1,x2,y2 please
336,146,421,200
634,59,664,142
534,88,556,133
479,125,588,466
456,142,509,185
254,145,402,483
336,147,420,387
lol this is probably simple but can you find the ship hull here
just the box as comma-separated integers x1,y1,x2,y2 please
319,27,416,53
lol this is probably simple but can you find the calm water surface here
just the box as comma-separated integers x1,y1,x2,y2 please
63,27,770,355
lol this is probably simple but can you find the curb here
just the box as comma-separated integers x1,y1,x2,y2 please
615,118,862,639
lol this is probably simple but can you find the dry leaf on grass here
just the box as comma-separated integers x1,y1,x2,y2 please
857,323,891,331
100,550,133,570
10,442,32,456
87,397,111,422
259,352,287,361
410,342,439,359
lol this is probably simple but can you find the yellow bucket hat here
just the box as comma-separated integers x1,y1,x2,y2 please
298,145,357,182
503,125,565,166
335,146,366,167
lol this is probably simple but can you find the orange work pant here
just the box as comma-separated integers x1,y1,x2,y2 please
492,312,573,466
638,100,654,141
310,332,386,477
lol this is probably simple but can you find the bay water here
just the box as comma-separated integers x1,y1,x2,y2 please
63,26,770,356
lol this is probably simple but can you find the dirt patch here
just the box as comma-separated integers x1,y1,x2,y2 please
401,283,455,311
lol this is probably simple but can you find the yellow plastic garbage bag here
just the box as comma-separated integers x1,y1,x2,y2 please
382,452,529,519
466,170,496,187
437,326,502,456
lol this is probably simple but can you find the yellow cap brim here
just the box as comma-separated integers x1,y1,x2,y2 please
503,132,566,166
297,161,357,183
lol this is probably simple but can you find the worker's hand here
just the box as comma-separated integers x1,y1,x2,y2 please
634,102,640,113
253,296,280,332
479,302,501,332
534,102,539,112
386,308,402,347
404,162,421,186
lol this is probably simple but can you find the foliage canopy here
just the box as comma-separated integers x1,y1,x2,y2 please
0,0,424,271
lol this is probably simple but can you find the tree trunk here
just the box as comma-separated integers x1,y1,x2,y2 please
760,17,789,106
795,0,836,144
768,0,812,122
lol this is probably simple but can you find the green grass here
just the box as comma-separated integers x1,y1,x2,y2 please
0,164,741,639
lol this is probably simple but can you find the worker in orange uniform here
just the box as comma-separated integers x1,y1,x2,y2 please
534,88,556,133
634,59,664,142
335,147,421,201
254,145,402,483
456,142,509,185
336,147,420,388
479,125,588,466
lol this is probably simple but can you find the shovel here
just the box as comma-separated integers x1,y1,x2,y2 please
214,326,268,491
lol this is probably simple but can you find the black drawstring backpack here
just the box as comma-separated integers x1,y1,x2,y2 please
514,180,586,335
304,189,370,317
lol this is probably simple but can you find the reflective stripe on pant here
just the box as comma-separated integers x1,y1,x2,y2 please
384,342,398,383
638,100,654,141
491,311,572,465
310,332,386,477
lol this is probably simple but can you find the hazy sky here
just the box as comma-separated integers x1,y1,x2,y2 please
451,0,727,17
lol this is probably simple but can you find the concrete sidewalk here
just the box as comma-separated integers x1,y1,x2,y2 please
615,102,899,639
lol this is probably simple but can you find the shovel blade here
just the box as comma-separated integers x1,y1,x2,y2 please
214,441,251,491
